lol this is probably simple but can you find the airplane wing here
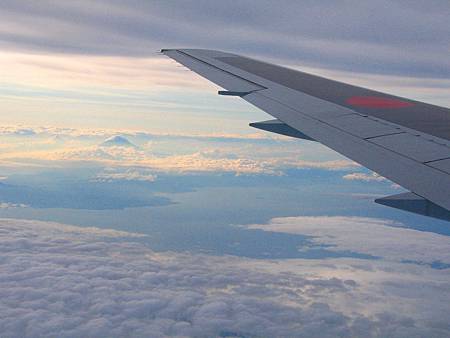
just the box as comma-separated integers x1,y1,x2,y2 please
161,49,450,221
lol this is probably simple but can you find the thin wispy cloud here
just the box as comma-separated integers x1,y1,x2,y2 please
1,1,449,77
0,52,206,90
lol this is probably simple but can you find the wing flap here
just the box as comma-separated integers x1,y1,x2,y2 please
428,158,450,174
324,114,402,139
376,192,450,221
249,119,315,141
369,133,450,163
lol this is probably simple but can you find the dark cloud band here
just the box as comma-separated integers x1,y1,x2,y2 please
0,1,449,77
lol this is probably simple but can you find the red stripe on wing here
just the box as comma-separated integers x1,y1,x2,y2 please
346,96,414,108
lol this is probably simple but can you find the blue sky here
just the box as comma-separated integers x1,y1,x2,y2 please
0,1,449,337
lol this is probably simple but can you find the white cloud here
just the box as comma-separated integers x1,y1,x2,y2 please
343,172,402,189
0,218,449,337
343,172,387,182
0,202,27,209
247,216,450,264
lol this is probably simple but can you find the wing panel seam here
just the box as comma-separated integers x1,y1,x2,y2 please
256,92,448,165
176,50,267,90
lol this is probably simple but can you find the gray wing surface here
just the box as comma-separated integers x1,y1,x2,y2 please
162,48,450,221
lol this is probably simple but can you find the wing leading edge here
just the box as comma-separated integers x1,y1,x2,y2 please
162,49,450,221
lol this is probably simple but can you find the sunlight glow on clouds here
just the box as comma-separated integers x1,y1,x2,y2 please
2,145,356,176
0,52,206,90
0,125,358,176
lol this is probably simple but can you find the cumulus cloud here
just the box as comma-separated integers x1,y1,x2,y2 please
0,218,449,337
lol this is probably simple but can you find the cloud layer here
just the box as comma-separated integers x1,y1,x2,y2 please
1,1,449,78
0,125,358,175
0,218,449,337
247,216,450,265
